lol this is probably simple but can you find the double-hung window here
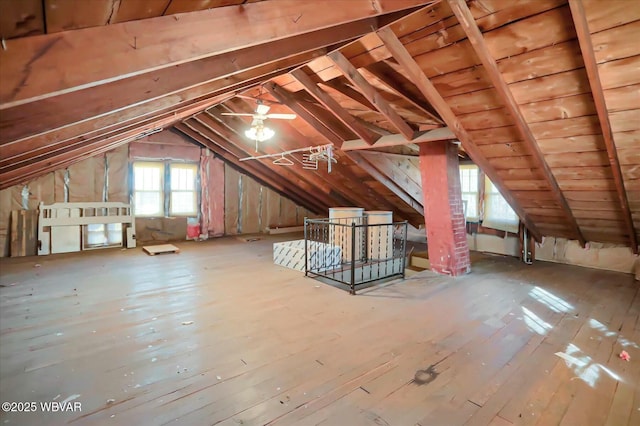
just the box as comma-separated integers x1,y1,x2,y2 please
133,162,164,217
133,162,198,217
459,165,479,221
483,179,519,233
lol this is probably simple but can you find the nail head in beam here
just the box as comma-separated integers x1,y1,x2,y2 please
327,50,416,141
375,26,543,243
568,0,638,254
446,0,585,246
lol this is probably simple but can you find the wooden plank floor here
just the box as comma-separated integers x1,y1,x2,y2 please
0,235,638,426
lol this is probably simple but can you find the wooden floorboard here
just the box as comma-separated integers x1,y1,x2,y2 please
0,235,638,426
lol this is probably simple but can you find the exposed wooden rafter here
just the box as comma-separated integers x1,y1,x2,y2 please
175,122,324,214
348,152,424,216
365,61,443,125
446,0,586,246
568,0,638,254
375,26,543,242
341,127,455,151
327,51,417,141
263,82,344,147
1,0,433,107
290,68,380,145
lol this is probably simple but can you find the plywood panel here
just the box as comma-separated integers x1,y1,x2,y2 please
457,108,513,130
498,41,584,84
495,168,544,181
510,69,591,104
572,209,624,220
489,156,537,169
551,166,612,180
617,149,640,166
609,110,640,133
556,179,617,191
468,126,520,144
598,56,640,89
592,21,640,64
478,142,530,158
445,88,502,115
432,67,492,98
503,180,549,191
603,84,640,112
520,94,596,123
613,130,640,149
545,151,610,168
583,0,640,33
484,7,577,60
536,135,604,154
564,190,619,202
530,116,601,140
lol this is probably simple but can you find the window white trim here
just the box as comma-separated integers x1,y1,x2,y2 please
133,162,164,217
482,178,519,233
169,163,198,216
459,164,479,222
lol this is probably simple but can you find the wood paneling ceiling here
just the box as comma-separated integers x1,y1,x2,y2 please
0,0,638,250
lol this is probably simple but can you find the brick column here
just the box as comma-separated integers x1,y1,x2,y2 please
418,141,471,276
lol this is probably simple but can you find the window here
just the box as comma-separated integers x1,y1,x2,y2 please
483,178,519,233
133,162,163,216
133,161,198,217
459,165,479,221
170,164,197,216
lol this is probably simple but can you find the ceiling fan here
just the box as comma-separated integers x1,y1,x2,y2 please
221,100,296,144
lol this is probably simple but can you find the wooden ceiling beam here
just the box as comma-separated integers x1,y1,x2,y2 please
1,0,432,107
216,100,398,212
264,82,345,147
568,0,638,253
1,37,339,144
290,68,380,146
0,99,213,189
341,127,456,151
376,26,543,242
327,51,417,141
0,94,227,170
348,151,424,216
320,79,376,111
175,123,324,214
183,118,328,213
365,61,443,124
190,114,336,211
447,0,585,246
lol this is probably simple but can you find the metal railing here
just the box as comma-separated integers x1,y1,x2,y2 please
304,217,408,294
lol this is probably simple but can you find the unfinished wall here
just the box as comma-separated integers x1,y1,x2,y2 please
535,237,639,275
0,144,129,257
223,163,315,235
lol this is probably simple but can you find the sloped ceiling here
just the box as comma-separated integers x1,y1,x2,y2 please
0,0,638,250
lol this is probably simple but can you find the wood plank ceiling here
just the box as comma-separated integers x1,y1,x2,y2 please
0,0,638,250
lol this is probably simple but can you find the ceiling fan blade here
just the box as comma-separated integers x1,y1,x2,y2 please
265,113,297,120
221,112,255,117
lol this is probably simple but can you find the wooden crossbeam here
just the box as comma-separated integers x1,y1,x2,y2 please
376,26,543,242
1,0,432,107
0,99,217,189
341,127,455,151
176,123,325,214
348,152,424,216
320,79,376,110
568,0,638,254
447,0,585,246
290,68,380,145
327,51,417,141
365,61,443,124
263,82,344,147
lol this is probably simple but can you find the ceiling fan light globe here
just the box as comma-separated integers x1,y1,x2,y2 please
245,125,275,142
